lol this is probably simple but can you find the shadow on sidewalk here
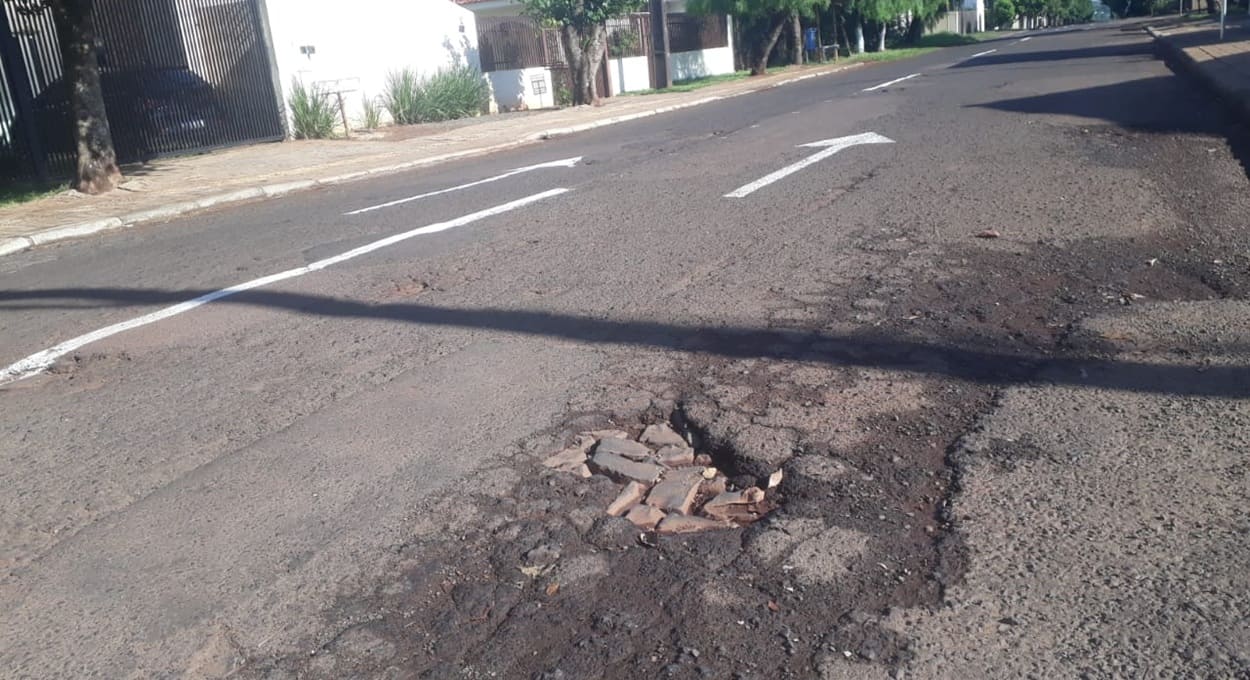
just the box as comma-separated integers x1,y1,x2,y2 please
2,286,1247,399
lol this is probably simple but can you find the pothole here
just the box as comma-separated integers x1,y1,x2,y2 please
541,412,781,536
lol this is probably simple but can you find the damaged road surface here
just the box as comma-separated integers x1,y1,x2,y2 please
3,23,1250,680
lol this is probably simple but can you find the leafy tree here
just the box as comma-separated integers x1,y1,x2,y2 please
13,0,120,193
688,0,829,74
520,0,642,105
992,0,1018,26
901,0,948,45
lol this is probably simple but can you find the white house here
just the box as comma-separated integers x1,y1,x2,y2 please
934,0,986,33
262,0,481,129
457,0,734,110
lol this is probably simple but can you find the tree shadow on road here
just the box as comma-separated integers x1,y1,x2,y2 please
951,41,1152,68
1,287,1247,399
972,71,1250,179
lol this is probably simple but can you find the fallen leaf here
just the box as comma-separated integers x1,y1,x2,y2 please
767,470,784,489
519,565,545,578
545,582,560,596
767,600,780,613
975,229,1001,239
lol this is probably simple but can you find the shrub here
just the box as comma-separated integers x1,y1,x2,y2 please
361,94,382,129
288,79,337,139
383,66,489,125
555,81,573,107
993,0,1017,27
417,66,490,122
383,68,423,125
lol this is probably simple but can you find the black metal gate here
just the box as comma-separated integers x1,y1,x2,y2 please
0,0,285,183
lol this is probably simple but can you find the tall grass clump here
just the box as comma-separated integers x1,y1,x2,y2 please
288,79,337,139
361,94,382,129
383,66,489,125
383,68,423,125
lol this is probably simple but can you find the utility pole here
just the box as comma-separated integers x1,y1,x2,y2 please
649,0,670,89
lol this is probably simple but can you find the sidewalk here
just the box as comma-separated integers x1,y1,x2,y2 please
1148,17,1250,119
0,62,860,258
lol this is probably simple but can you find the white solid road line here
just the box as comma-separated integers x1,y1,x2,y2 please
725,132,894,198
862,73,919,92
0,188,570,385
344,157,581,215
969,49,998,58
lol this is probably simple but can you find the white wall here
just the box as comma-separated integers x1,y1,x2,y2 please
263,0,482,133
486,67,555,111
608,56,651,95
669,46,734,83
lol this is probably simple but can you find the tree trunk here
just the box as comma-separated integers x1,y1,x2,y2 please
906,14,925,43
877,22,887,52
837,10,850,58
751,15,788,75
50,0,120,194
563,24,607,105
585,24,606,104
790,12,803,65
854,19,865,54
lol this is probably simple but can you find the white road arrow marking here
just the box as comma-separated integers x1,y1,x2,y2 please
724,132,895,198
344,156,581,215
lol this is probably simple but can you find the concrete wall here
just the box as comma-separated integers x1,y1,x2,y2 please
669,46,734,83
486,67,555,111
608,55,651,95
263,0,481,132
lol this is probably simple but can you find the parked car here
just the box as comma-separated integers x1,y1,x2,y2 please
29,67,224,164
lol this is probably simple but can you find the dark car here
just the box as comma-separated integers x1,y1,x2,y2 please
29,66,224,164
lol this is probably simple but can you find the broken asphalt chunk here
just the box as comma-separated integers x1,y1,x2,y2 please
656,444,695,467
543,447,587,471
625,504,666,530
645,470,703,515
589,451,664,484
702,487,767,523
656,515,734,535
594,437,654,462
607,481,649,517
640,423,686,448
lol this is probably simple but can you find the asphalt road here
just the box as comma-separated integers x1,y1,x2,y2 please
3,22,1249,678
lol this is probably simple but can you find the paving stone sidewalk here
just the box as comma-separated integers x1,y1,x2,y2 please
1149,17,1250,118
0,63,858,257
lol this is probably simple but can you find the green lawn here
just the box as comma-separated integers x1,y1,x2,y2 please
624,30,1010,97
909,32,983,47
624,71,751,96
964,30,1023,41
0,182,65,208
844,46,940,63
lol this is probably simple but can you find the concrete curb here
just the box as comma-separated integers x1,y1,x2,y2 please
1,61,863,259
1148,25,1250,123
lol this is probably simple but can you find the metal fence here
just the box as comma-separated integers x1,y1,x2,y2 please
0,0,285,183
607,15,648,59
479,12,729,72
476,16,567,71
667,13,728,53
